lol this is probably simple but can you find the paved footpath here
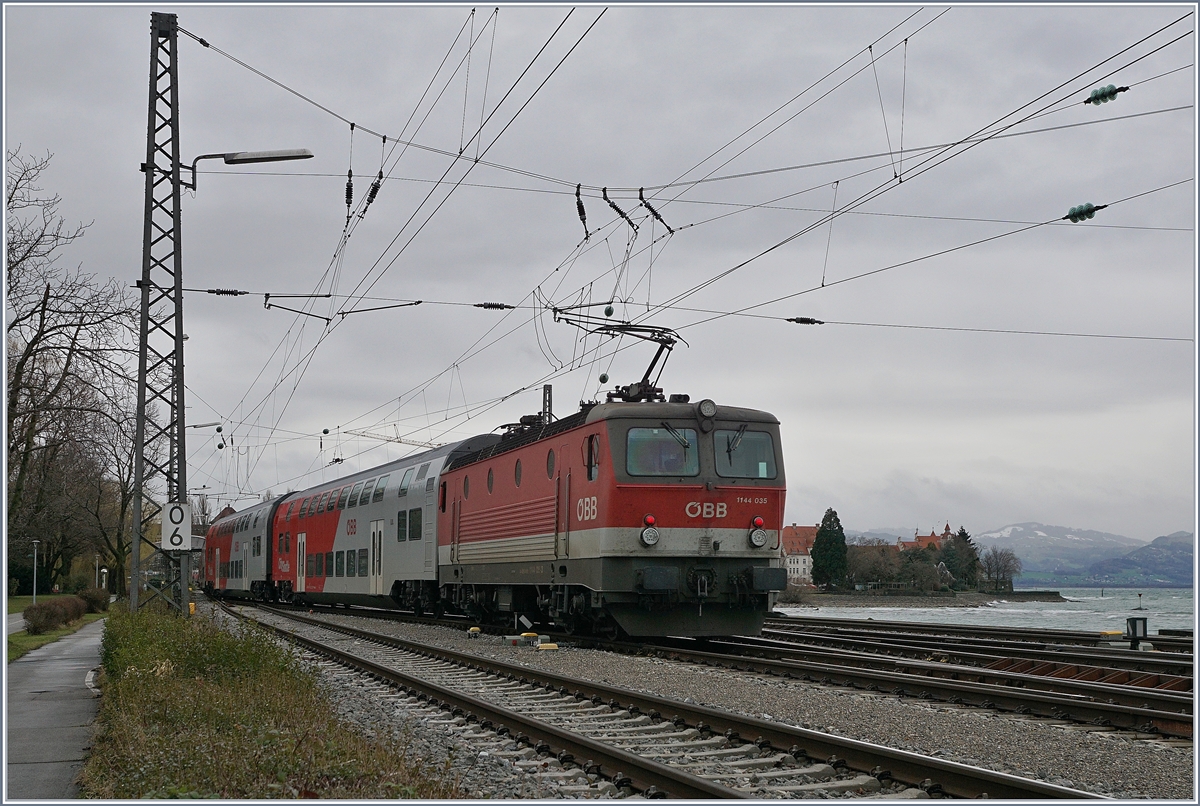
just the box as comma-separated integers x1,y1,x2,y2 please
5,618,105,799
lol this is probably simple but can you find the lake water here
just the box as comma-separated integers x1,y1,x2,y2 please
777,588,1195,634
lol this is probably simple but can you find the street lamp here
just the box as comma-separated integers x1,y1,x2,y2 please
182,149,312,190
100,568,108,591
31,540,39,604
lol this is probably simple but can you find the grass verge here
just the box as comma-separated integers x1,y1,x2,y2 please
78,604,459,799
7,613,107,663
7,593,75,614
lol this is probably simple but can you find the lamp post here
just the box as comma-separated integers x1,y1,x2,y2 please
31,540,40,604
95,554,100,589
100,568,108,591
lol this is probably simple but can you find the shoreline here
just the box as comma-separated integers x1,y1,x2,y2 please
777,591,1065,608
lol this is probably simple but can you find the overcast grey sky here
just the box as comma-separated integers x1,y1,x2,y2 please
5,3,1195,541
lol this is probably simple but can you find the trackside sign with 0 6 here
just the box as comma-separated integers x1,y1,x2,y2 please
161,503,192,551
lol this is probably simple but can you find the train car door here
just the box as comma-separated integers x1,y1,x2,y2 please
296,532,306,593
370,519,384,594
557,443,571,559
424,477,435,569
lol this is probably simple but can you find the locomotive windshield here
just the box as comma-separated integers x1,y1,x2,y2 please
626,426,700,476
714,428,777,479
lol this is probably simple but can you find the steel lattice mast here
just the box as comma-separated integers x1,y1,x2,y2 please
130,11,189,614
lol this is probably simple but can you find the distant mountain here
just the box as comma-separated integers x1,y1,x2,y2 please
845,528,911,544
974,522,1146,577
1086,531,1193,587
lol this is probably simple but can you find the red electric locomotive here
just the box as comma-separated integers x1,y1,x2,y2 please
203,393,787,637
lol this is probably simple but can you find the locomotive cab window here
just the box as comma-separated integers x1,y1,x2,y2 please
714,428,777,479
626,426,700,476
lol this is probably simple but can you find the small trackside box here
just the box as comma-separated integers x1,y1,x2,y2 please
640,566,680,591
752,566,788,591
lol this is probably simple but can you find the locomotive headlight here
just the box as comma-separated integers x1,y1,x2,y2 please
640,526,661,546
748,528,768,548
697,399,718,418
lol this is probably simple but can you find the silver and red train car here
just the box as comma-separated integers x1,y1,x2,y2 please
203,397,788,636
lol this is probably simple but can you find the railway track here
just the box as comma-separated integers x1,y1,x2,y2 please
250,599,1192,738
221,602,1103,799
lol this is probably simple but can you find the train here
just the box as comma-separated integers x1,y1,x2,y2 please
203,394,788,636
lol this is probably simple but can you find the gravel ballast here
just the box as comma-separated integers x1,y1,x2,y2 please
304,612,1194,800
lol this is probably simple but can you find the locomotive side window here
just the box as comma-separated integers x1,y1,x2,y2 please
586,434,601,481
347,481,365,507
463,475,470,499
714,429,777,479
408,508,422,541
373,475,389,502
439,481,446,512
396,511,407,541
398,468,415,496
546,449,556,479
514,459,522,487
626,427,700,476
335,551,344,576
345,549,356,576
337,486,351,509
487,468,494,494
358,548,369,576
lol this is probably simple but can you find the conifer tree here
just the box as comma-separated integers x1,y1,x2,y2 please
811,508,848,588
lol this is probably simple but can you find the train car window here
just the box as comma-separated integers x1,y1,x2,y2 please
463,475,470,499
316,491,329,513
337,486,351,509
345,549,356,576
408,508,422,541
626,427,700,476
358,548,369,576
359,479,376,505
586,434,601,481
286,502,295,520
546,449,555,478
325,489,338,512
335,551,344,576
253,535,261,557
278,534,284,553
315,552,324,577
514,459,522,487
439,482,446,512
373,475,389,502
285,532,290,553
713,429,777,479
306,552,316,578
253,513,260,529
415,463,431,481
347,482,365,507
487,468,494,493
298,498,309,518
426,477,435,492
325,552,334,576
398,468,415,496
396,511,408,541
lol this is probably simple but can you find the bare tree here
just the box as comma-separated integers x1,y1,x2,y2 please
980,545,1023,591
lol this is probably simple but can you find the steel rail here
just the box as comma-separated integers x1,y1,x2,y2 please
720,633,1193,697
767,614,1193,652
762,624,1193,676
657,635,1194,712
252,605,1106,799
222,604,747,799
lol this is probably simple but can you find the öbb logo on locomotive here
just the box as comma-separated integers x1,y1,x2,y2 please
202,395,789,637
